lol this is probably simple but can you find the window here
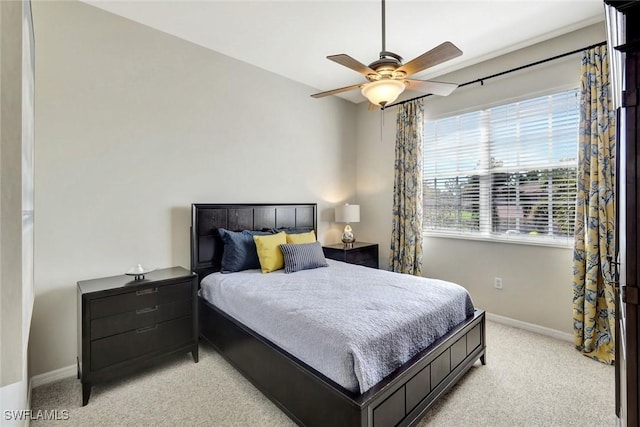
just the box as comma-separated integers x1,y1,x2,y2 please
423,89,579,245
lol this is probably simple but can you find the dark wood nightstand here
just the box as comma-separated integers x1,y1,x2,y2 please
323,242,379,269
77,266,198,406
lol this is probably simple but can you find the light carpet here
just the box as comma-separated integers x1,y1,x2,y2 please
31,321,615,426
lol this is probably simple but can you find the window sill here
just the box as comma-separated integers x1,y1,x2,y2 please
423,231,574,249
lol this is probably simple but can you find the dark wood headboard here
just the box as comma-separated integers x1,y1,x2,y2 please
190,203,317,281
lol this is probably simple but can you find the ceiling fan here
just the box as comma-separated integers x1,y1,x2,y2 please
311,0,462,108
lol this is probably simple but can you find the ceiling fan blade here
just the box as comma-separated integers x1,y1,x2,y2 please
406,79,458,96
327,54,377,77
310,83,364,98
396,41,462,77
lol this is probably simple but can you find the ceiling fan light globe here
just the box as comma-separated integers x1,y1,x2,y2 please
361,79,406,106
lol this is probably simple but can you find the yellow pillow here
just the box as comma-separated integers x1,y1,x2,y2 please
286,230,316,244
253,232,287,273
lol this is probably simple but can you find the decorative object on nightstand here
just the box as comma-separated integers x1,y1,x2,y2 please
335,203,360,248
323,242,379,269
77,267,198,406
125,264,156,280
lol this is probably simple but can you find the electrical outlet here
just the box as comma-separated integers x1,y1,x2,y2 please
494,277,503,289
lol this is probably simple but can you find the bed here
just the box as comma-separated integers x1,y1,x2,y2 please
191,203,486,427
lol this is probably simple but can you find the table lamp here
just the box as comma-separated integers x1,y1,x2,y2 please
335,204,360,248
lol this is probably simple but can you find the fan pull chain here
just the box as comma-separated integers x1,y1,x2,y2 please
380,107,385,142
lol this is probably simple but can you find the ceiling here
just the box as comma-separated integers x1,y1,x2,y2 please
85,0,605,104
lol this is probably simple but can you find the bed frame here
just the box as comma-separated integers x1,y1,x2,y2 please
191,203,486,427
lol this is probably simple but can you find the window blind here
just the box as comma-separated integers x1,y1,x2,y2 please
423,89,579,245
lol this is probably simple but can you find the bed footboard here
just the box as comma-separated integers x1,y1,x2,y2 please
199,297,485,427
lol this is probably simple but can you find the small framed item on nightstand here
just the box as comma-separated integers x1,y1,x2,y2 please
322,242,379,269
77,266,198,406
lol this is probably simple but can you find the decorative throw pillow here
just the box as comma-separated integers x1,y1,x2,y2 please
280,241,329,274
219,229,271,273
253,232,287,273
286,230,316,244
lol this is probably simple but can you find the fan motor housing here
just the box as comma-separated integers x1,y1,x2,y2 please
368,51,406,80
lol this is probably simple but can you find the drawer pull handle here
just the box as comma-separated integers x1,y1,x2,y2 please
136,324,158,334
136,287,158,296
136,305,159,315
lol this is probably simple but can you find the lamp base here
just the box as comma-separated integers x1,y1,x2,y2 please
342,224,355,248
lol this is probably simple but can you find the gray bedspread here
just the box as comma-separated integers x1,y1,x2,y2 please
200,259,474,394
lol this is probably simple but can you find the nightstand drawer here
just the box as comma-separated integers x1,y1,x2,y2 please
347,251,378,268
90,299,192,340
90,281,192,319
90,315,192,371
323,242,379,269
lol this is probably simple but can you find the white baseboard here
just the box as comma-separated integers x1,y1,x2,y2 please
30,364,76,388
486,312,574,343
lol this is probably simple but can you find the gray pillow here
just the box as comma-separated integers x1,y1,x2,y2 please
219,229,271,273
279,241,329,274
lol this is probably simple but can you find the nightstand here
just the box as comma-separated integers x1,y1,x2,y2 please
77,266,198,406
323,242,379,269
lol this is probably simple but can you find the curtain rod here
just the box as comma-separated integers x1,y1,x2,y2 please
387,40,607,109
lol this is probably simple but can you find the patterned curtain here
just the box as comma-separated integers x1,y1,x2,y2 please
389,99,424,275
572,45,616,364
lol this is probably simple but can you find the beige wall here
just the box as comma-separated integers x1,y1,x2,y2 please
1,0,24,389
356,23,606,335
31,1,356,376
1,0,32,418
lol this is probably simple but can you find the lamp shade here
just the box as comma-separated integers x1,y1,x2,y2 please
361,80,407,107
335,204,360,223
